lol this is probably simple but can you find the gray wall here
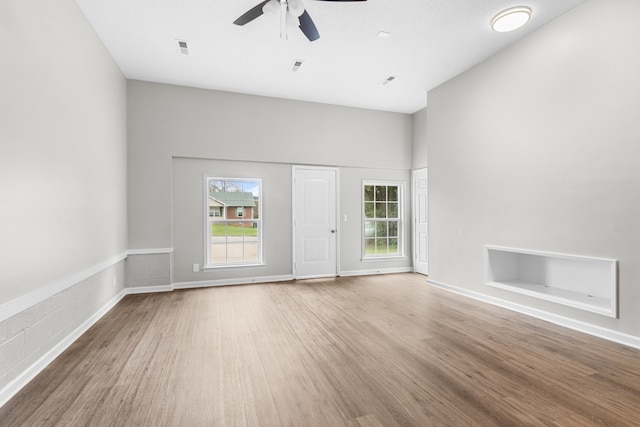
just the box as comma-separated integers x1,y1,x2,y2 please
172,158,293,283
171,159,411,283
339,167,412,273
0,0,127,306
125,254,172,289
128,81,413,281
0,0,127,398
412,107,428,170
427,0,640,335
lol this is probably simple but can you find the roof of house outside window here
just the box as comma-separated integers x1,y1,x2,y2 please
209,192,256,208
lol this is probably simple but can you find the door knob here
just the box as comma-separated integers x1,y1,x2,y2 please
331,230,336,233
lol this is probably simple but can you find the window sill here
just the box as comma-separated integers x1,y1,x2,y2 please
203,263,266,271
361,256,407,262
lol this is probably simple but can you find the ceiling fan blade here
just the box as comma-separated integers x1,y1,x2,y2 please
298,10,320,41
233,0,271,26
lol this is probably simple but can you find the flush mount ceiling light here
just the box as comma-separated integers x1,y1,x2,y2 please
491,6,532,32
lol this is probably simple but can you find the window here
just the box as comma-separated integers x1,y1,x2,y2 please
206,177,262,267
209,207,223,217
363,181,403,258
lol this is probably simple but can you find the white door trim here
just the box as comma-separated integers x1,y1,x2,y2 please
292,165,340,279
413,168,428,275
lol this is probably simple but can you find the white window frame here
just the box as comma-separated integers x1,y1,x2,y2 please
204,176,263,269
361,180,405,260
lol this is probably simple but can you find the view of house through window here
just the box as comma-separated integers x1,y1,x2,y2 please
207,177,262,267
363,181,403,258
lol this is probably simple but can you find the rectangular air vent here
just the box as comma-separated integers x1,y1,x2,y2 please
176,39,189,55
381,76,396,85
291,60,304,72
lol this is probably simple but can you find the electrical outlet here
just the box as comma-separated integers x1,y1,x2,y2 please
193,263,199,272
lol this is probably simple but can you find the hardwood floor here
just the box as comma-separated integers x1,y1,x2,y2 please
2,273,640,426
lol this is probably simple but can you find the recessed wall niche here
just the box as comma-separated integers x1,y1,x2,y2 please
485,246,617,317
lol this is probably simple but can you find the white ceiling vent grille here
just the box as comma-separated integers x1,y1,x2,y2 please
291,60,304,72
381,76,396,85
176,40,189,55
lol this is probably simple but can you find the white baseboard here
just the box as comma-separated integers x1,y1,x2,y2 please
0,289,127,408
0,252,127,323
172,274,294,290
125,285,174,294
339,267,413,277
427,279,640,351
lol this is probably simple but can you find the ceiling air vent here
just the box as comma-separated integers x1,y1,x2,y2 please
381,76,396,85
176,39,189,55
291,60,304,72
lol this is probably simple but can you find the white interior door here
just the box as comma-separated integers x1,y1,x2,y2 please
293,167,338,279
413,168,428,275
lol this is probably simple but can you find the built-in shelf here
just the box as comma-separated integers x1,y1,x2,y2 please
485,246,617,317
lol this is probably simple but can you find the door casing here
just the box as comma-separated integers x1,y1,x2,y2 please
413,168,428,275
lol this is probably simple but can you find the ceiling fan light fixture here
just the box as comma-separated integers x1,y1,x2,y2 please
233,0,366,42
377,31,391,38
288,0,305,17
491,6,532,32
262,0,280,15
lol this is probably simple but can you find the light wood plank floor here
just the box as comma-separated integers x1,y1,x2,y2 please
2,273,640,426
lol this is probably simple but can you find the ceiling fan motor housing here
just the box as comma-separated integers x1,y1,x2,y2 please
234,0,366,42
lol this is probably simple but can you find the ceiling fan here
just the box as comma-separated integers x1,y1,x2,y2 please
233,0,366,42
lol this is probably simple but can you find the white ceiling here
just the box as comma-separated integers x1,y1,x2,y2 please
74,0,586,114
